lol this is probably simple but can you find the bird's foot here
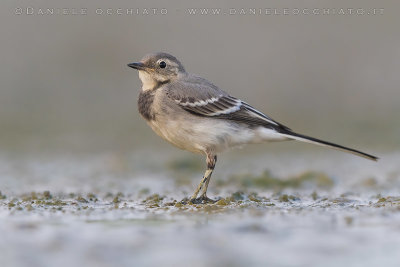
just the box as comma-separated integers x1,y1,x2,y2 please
188,195,216,204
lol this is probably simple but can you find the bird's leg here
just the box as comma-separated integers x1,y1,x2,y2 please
199,155,217,200
190,169,213,201
190,154,217,203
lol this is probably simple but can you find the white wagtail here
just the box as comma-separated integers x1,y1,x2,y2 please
128,52,378,203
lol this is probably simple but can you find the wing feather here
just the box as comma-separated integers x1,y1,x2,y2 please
165,76,291,131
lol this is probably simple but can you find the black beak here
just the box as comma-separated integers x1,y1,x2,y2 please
127,62,146,70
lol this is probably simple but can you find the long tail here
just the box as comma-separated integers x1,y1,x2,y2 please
279,131,378,161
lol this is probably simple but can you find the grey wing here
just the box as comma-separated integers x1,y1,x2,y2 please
165,79,291,131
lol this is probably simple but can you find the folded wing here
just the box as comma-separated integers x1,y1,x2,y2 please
166,79,290,131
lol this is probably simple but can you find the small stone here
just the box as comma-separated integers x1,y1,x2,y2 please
76,196,88,203
215,199,229,206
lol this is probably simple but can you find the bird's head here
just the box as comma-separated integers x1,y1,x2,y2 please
128,52,186,90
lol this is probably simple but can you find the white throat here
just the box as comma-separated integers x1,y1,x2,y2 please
138,71,157,91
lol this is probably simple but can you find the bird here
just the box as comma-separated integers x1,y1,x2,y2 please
127,52,378,203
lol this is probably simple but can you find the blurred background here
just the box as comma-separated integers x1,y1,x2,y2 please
0,0,398,155
1,1,400,267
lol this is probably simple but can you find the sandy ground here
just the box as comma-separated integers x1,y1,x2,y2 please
1,150,400,267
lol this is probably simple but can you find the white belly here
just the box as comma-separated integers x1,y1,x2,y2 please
147,117,287,154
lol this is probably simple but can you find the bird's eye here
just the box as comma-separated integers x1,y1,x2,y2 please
159,61,167,68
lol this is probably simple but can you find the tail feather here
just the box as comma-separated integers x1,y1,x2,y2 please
279,131,378,161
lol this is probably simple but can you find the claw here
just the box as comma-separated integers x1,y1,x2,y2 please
199,195,216,203
189,195,216,204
